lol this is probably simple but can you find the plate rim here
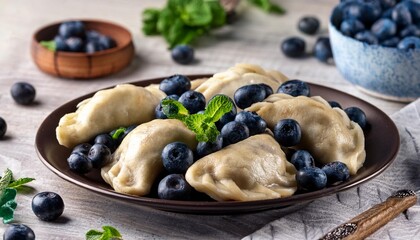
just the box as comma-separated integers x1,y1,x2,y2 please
35,74,400,214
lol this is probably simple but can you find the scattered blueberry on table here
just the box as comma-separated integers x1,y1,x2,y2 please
171,45,195,64
313,37,333,63
10,82,36,105
3,224,35,240
31,191,65,222
281,37,306,58
298,16,320,35
0,117,7,139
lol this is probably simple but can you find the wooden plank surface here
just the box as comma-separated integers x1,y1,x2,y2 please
0,0,408,239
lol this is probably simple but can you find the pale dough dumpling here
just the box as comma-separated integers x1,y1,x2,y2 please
194,63,288,101
101,119,197,196
56,84,161,148
246,94,366,175
186,134,297,201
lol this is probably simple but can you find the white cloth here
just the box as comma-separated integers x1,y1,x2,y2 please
244,99,420,240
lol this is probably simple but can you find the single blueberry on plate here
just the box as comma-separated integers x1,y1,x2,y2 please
178,90,206,114
3,224,35,240
67,152,92,174
0,117,7,139
298,16,320,35
380,36,400,47
322,161,350,185
259,83,273,97
234,84,267,109
273,119,301,147
354,30,379,45
296,167,328,191
399,24,420,38
340,18,365,37
281,37,306,58
10,82,36,105
392,3,412,27
196,135,223,158
94,133,116,152
171,45,194,64
277,79,310,97
122,124,137,139
158,174,193,200
65,37,84,52
58,21,85,39
313,37,333,63
371,18,397,41
88,143,111,168
159,74,191,96
161,142,194,174
344,106,368,130
290,150,315,170
71,143,92,155
32,191,65,221
234,111,267,136
220,121,250,147
398,36,420,50
328,100,342,109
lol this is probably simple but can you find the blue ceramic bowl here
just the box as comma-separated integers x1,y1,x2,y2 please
329,22,420,102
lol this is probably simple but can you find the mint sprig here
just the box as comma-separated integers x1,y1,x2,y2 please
162,95,233,142
247,0,286,14
0,169,35,224
86,226,123,240
40,40,56,51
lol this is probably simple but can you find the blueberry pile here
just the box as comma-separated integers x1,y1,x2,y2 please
51,21,116,53
281,16,334,63
332,0,420,50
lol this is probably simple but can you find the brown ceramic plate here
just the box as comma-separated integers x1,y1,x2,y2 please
35,75,400,214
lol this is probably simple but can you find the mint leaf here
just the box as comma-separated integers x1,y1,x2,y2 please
161,99,190,120
185,114,219,142
0,188,17,224
208,1,227,27
111,127,126,140
204,95,233,123
86,226,122,240
142,9,161,35
247,0,286,14
8,178,35,189
0,169,13,195
181,1,212,26
40,40,56,51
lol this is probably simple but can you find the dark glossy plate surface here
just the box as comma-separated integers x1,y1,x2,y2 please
35,75,400,214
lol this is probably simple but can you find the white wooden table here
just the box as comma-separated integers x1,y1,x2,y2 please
0,0,408,239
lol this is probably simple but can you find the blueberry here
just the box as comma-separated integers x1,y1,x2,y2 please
122,125,137,139
322,161,351,185
234,84,267,109
10,82,36,105
380,0,396,9
344,106,368,129
277,79,310,97
159,74,191,96
354,30,379,44
273,119,301,147
343,2,381,25
380,36,400,47
313,37,333,63
94,133,116,152
290,150,315,170
220,121,250,146
85,40,102,53
65,37,84,52
340,18,365,36
67,152,92,174
399,24,420,38
0,117,6,139
98,35,116,50
161,142,194,173
213,95,237,130
259,83,273,97
86,30,101,41
88,143,111,168
403,0,420,23
331,5,344,28
71,143,92,155
3,224,35,240
371,18,397,40
171,45,194,64
54,35,69,51
296,167,328,191
58,21,85,39
178,90,206,114
381,7,393,19
234,111,267,136
196,135,223,158
281,37,306,58
158,174,193,200
392,3,412,27
298,16,320,35
397,36,420,50
32,191,64,221
328,100,342,109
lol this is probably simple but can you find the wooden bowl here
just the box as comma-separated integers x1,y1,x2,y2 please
31,19,135,79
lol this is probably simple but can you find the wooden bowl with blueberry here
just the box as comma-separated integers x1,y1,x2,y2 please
329,0,420,102
31,19,134,79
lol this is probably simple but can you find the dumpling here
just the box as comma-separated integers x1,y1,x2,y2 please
101,119,197,196
246,94,365,175
194,63,288,101
186,134,297,201
56,84,161,148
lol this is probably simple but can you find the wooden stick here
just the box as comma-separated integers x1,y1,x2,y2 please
320,190,418,240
